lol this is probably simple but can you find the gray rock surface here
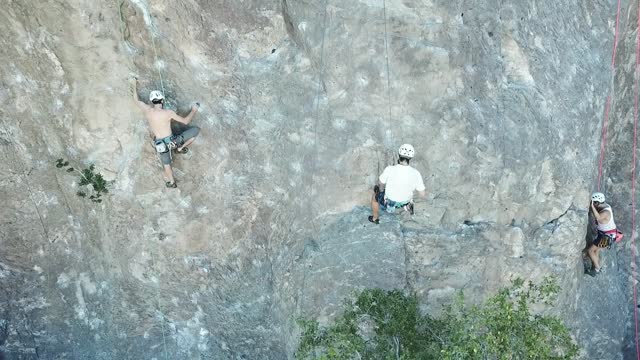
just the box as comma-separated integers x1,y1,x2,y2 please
298,209,406,324
0,0,634,358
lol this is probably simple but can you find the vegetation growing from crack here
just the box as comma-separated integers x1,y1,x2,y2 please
296,277,578,359
55,158,109,203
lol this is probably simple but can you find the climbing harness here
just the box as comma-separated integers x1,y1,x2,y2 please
154,141,169,154
605,228,624,244
153,135,177,153
153,137,172,152
595,229,623,249
383,198,411,212
374,185,414,214
595,233,612,249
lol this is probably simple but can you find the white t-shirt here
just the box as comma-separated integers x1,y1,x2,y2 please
596,207,616,232
379,164,426,203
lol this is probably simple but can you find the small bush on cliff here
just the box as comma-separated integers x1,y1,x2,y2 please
296,277,578,359
55,158,109,203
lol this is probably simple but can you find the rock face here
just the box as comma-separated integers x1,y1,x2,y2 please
0,0,633,358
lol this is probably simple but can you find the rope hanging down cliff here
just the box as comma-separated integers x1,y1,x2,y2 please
297,0,329,318
382,0,393,136
594,0,639,357
115,2,169,359
630,0,640,356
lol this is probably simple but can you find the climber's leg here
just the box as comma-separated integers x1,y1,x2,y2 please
176,126,200,153
163,164,174,180
159,149,176,187
369,186,384,224
587,244,601,272
370,194,380,223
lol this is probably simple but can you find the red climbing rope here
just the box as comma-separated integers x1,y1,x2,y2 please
597,0,638,356
632,0,640,357
597,96,611,190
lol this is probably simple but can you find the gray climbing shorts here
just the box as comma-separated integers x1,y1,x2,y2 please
158,147,172,165
156,126,200,165
376,190,410,213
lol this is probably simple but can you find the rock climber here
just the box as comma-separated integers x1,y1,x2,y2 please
368,144,427,224
585,192,618,276
131,78,200,188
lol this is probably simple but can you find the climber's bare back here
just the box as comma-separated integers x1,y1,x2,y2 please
140,106,177,139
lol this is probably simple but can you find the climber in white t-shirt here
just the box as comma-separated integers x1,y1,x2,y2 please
368,144,427,224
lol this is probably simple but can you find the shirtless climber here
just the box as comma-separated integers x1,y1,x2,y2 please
131,78,200,188
585,192,620,276
368,144,427,224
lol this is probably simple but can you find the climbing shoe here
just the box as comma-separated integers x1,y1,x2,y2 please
368,216,379,224
165,181,177,188
404,202,414,215
176,147,189,154
374,185,380,195
586,267,601,277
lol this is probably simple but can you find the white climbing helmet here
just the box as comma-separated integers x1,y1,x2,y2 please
398,144,415,159
591,192,605,203
149,90,164,102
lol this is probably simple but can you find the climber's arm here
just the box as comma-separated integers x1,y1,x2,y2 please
590,201,611,224
183,103,200,124
378,166,390,192
416,177,426,198
171,104,199,125
131,78,147,110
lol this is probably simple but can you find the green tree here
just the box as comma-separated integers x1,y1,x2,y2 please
296,277,578,360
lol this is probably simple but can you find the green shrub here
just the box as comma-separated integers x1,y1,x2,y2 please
296,277,578,359
55,158,109,203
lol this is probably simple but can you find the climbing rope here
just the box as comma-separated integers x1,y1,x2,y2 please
149,251,169,358
149,29,167,99
313,0,329,138
379,0,406,176
382,0,393,133
596,96,611,191
114,2,169,359
297,0,329,315
632,0,640,355
594,0,639,356
381,0,409,164
599,0,640,356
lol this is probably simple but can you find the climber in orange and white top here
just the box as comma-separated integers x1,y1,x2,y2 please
368,144,427,224
585,192,618,276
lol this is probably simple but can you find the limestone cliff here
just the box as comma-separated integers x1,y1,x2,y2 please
0,0,634,358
